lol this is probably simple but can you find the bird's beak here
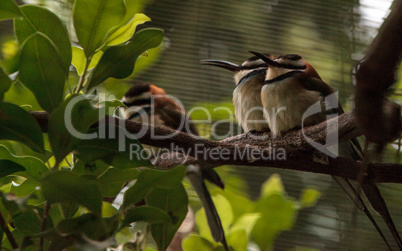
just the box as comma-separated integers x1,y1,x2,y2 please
201,60,241,72
249,51,281,67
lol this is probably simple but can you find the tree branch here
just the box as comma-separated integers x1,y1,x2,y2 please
29,110,402,183
355,0,402,144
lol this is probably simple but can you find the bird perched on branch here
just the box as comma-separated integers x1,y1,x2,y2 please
121,83,228,250
203,52,401,250
201,54,274,132
249,50,401,250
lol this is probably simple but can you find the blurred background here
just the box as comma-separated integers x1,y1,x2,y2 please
1,0,401,250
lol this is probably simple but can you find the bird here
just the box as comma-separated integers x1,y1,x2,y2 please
201,54,274,132
121,83,228,250
249,50,402,250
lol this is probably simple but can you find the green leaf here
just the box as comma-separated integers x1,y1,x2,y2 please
226,229,247,251
0,145,49,181
0,67,12,101
230,213,261,236
0,102,44,152
57,213,119,241
74,124,152,168
13,210,41,236
97,167,140,197
71,46,104,76
252,194,297,250
299,188,321,208
146,185,188,251
196,194,232,242
87,28,163,90
261,173,285,197
106,14,151,46
122,206,171,228
121,166,186,210
10,178,38,197
97,99,126,116
0,159,25,178
15,5,71,73
73,0,126,57
72,160,109,178
182,234,215,251
41,171,102,216
18,32,65,113
48,94,100,165
0,0,22,20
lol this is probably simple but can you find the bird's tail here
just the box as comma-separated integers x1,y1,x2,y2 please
186,164,228,251
332,176,393,250
339,140,401,250
362,183,402,250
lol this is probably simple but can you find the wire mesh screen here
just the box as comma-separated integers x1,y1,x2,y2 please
1,0,401,250
131,0,401,250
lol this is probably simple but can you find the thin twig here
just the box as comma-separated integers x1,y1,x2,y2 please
0,210,18,249
38,202,51,251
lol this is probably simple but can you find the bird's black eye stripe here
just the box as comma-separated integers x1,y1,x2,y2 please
264,71,304,84
237,68,266,87
124,98,151,107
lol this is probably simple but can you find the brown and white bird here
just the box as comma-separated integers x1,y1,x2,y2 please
201,54,274,132
250,51,401,250
121,83,228,250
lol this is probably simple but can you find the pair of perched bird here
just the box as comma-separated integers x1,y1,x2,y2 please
121,51,401,250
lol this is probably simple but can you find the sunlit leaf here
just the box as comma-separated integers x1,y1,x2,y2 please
15,5,71,73
261,173,285,197
97,167,140,197
226,229,247,251
230,213,261,236
18,32,65,113
71,46,103,76
196,194,232,242
252,194,297,250
73,0,126,57
299,188,321,208
0,0,22,20
122,206,171,228
41,171,102,216
182,234,215,251
106,14,151,46
146,185,188,251
121,166,186,210
0,67,12,101
87,28,163,90
0,159,25,178
48,94,100,165
0,102,44,152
